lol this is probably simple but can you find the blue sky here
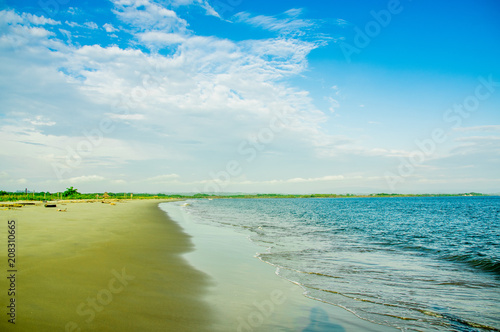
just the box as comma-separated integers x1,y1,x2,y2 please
0,0,499,194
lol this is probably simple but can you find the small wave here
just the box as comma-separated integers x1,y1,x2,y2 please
418,308,500,331
436,281,493,288
187,197,500,331
443,254,500,275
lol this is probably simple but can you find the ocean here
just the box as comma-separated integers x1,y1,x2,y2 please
177,196,500,331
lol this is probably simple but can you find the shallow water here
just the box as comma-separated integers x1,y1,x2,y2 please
180,196,500,331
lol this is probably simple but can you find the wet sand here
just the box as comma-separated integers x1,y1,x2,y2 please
162,201,397,332
0,200,214,332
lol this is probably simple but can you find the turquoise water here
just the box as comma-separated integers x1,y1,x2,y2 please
182,197,500,331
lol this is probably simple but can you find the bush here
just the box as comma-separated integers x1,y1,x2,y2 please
63,186,80,197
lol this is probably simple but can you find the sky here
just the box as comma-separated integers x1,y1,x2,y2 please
0,0,499,194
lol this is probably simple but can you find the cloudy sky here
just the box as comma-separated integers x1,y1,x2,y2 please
0,0,499,194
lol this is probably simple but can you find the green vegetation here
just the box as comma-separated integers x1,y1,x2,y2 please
0,191,172,202
0,190,489,202
63,186,80,197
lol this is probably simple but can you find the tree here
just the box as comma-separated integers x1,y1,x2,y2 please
63,186,80,197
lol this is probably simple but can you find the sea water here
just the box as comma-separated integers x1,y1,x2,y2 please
179,196,500,331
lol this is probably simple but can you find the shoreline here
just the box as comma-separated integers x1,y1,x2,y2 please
1,198,401,331
0,192,492,206
0,199,214,331
161,200,398,332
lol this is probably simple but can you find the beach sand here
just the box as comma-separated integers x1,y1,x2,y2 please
0,200,214,332
1,200,397,332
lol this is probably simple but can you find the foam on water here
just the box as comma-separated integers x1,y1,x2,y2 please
182,197,500,331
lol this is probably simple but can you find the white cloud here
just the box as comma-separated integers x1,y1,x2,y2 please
334,18,350,26
0,10,22,24
59,28,72,41
0,10,60,26
84,21,99,29
111,0,187,33
26,115,56,126
137,31,186,47
158,0,220,18
103,23,118,33
68,7,82,16
0,15,327,183
23,13,60,25
454,125,500,132
65,21,80,28
199,0,220,18
234,10,317,37
284,175,344,183
0,19,57,51
186,174,348,187
66,175,106,183
456,136,500,142
452,136,500,156
432,177,500,184
6,24,53,39
108,113,145,120
328,97,340,113
4,4,494,194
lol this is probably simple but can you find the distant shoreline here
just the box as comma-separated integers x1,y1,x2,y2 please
0,191,492,203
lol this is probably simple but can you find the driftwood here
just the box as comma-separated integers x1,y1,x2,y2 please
0,204,22,208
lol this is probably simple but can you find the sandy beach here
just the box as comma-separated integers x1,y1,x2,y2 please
1,199,397,332
0,199,214,332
